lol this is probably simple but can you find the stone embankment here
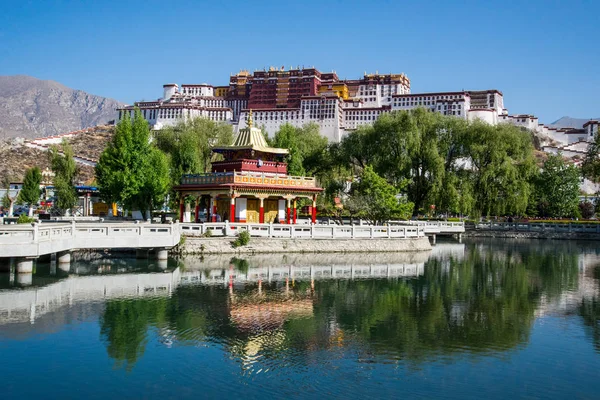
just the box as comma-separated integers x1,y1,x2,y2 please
178,236,431,255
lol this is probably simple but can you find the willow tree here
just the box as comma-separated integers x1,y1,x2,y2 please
462,122,536,217
96,109,170,217
335,109,469,215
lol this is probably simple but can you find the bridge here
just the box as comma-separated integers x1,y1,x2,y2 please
0,222,180,273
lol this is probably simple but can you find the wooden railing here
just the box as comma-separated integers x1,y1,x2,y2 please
180,222,425,239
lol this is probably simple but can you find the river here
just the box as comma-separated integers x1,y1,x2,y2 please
1,238,600,399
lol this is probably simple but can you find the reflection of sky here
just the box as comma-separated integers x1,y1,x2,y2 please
2,316,600,399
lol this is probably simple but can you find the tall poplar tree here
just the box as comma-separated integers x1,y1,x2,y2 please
18,167,42,216
50,140,78,215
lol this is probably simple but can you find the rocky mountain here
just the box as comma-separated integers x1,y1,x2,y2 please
548,116,600,129
0,75,125,139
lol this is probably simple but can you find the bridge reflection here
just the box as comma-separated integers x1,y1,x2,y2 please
0,249,437,325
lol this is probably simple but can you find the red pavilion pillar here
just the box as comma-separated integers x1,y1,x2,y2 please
293,199,297,224
259,197,265,224
286,198,291,225
230,195,236,223
311,195,317,224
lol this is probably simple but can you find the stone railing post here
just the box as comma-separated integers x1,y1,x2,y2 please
71,220,76,237
387,224,391,238
269,222,273,238
404,227,407,238
32,222,38,242
224,221,230,236
351,224,355,239
370,226,374,239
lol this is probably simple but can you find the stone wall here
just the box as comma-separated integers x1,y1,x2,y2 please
463,230,600,241
178,236,431,255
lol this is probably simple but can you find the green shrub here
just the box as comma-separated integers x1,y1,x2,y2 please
232,230,250,248
202,229,213,238
17,214,35,224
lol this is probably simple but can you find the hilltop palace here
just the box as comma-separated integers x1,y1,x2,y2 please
118,66,599,158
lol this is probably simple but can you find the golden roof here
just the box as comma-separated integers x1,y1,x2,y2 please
213,110,289,155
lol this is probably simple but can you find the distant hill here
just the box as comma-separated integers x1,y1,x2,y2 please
0,125,115,184
0,75,125,139
548,116,600,129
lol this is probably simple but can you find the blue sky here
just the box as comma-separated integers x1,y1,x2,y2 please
0,0,598,123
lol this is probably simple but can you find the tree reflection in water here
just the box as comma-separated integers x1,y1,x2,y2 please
99,239,583,370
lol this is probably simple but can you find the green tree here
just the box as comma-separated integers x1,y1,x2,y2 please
154,117,233,177
49,140,78,215
462,122,536,217
582,132,600,183
96,109,170,216
347,165,413,223
271,123,328,176
18,167,42,217
335,109,470,216
534,154,580,217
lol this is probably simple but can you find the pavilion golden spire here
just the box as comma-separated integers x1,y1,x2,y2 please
247,109,253,129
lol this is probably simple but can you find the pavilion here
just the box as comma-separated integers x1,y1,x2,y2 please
174,111,323,224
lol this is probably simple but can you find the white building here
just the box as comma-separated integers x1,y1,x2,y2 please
118,83,234,130
584,120,599,140
237,95,345,142
354,76,410,108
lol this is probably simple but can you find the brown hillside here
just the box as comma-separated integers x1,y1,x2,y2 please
0,125,114,184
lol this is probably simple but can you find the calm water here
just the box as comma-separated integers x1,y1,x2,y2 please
2,239,600,399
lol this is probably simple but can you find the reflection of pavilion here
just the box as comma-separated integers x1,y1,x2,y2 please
175,111,323,223
230,299,314,332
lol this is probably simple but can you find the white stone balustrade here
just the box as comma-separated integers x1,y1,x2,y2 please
0,222,181,258
180,222,426,239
